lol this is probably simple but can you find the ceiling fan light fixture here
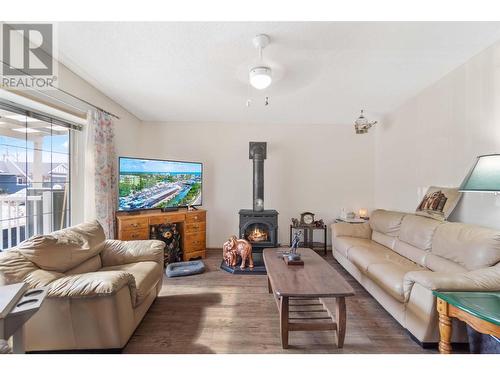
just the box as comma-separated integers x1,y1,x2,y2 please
249,66,272,90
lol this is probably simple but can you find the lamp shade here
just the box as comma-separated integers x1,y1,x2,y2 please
358,208,368,218
459,154,500,192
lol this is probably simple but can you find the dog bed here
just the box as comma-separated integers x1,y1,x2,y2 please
165,260,205,277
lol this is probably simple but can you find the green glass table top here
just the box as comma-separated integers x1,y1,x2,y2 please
433,291,500,326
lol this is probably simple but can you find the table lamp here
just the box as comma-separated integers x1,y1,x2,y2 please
358,208,369,220
459,154,500,193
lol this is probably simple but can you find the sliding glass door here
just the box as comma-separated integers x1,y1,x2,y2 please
0,103,76,250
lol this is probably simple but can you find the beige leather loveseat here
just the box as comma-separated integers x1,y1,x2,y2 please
332,209,500,344
0,220,165,351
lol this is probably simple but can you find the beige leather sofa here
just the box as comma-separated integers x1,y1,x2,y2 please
0,220,165,351
332,209,500,344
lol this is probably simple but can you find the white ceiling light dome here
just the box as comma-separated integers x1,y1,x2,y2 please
249,66,272,90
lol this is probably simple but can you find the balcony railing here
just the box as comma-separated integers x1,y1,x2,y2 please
0,190,68,250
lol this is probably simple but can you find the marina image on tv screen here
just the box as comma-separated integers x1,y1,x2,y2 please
118,157,202,211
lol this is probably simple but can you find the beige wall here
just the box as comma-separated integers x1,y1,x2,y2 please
137,122,375,248
56,36,500,239
8,24,500,243
61,37,500,239
374,40,500,229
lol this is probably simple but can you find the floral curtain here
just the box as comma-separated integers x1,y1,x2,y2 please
88,110,117,238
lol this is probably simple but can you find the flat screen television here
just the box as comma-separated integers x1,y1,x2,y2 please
118,156,203,211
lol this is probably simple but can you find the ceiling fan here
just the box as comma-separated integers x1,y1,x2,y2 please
246,34,272,107
249,34,272,90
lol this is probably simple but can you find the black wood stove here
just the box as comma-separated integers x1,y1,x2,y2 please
221,142,278,275
239,142,279,250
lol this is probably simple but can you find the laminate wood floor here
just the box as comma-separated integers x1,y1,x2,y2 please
123,250,436,354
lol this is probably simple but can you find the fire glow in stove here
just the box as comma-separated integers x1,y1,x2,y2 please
239,209,278,250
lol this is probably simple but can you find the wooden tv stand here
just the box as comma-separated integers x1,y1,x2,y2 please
116,208,206,261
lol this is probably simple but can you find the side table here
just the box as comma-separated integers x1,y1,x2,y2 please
433,291,500,354
0,283,48,353
289,224,327,256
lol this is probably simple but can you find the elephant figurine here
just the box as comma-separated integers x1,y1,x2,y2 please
223,235,254,269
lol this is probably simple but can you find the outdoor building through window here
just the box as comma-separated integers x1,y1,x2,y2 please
0,103,77,250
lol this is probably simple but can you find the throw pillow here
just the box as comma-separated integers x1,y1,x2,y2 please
416,186,462,221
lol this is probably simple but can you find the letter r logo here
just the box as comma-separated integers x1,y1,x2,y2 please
2,23,53,76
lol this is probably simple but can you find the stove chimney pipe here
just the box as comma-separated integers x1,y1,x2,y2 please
249,142,267,212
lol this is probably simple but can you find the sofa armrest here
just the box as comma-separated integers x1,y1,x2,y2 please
403,264,500,300
46,270,137,302
100,240,165,267
331,222,372,239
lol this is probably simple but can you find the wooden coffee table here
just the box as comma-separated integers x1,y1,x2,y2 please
263,247,354,349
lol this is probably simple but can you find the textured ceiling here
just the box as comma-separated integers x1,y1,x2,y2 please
57,22,500,124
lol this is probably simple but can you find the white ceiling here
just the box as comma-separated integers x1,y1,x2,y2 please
57,22,500,124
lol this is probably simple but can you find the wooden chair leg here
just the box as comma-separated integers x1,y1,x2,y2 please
268,277,272,294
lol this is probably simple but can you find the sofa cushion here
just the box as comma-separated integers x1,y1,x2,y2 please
102,261,161,305
399,214,441,250
348,239,424,271
65,255,102,275
100,240,164,267
423,253,468,273
348,243,399,272
0,250,38,285
17,220,106,272
431,222,500,270
46,270,137,302
372,231,397,249
393,239,427,267
367,262,422,302
333,237,373,258
332,222,372,239
369,209,406,237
